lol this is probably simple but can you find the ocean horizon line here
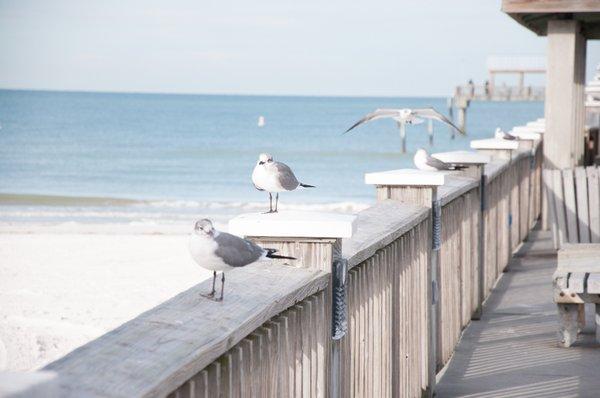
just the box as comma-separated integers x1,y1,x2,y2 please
0,87,451,101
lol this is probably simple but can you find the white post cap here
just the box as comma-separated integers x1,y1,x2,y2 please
364,168,445,186
514,125,544,134
432,150,490,165
508,130,542,141
470,138,519,150
229,211,357,239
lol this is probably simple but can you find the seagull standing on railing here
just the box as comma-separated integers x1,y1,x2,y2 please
413,148,464,171
495,127,518,141
252,153,315,213
344,108,465,153
189,219,296,301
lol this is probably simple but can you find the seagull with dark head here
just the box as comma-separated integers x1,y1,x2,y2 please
189,219,296,301
344,107,465,153
251,153,315,213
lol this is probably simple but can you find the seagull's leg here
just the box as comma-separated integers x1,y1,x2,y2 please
215,273,225,302
264,193,273,214
274,193,279,213
201,271,216,298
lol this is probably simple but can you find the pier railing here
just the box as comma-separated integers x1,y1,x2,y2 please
27,130,543,398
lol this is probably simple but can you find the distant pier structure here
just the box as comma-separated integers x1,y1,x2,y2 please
451,56,546,133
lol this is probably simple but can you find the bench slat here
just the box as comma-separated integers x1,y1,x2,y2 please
586,167,600,243
587,273,600,294
562,169,579,243
551,169,568,246
575,167,590,243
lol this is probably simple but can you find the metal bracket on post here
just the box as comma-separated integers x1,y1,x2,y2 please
432,199,442,251
332,258,348,340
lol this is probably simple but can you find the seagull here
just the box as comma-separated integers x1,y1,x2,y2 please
344,107,465,153
413,148,465,171
495,127,518,141
189,219,296,301
252,153,315,213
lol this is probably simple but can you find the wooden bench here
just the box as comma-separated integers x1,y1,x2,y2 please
543,167,600,248
544,168,600,346
554,244,600,346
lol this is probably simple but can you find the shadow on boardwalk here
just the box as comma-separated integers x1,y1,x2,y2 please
436,228,600,398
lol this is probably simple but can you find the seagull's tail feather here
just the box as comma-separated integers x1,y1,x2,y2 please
451,165,468,170
299,183,315,188
265,249,296,260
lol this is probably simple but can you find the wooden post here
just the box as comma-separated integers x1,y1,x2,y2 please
428,119,434,147
229,211,357,398
471,138,518,161
455,97,469,136
365,169,444,398
430,151,491,320
545,20,587,169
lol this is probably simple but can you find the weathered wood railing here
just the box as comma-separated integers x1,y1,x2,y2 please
15,125,543,398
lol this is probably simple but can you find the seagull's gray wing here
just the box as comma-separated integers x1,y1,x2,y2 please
503,131,518,141
426,154,452,170
273,161,300,190
412,108,465,135
344,109,400,134
214,232,265,267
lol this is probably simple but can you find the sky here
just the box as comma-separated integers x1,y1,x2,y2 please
1,0,600,97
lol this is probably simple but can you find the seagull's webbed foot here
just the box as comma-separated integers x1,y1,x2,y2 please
200,291,215,298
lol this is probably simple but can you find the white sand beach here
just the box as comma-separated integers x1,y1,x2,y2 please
0,225,212,371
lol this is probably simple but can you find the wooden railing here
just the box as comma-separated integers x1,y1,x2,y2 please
23,132,543,398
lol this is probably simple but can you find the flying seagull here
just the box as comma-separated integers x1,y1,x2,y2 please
252,153,315,213
413,148,465,171
189,219,296,301
495,127,517,141
344,107,465,153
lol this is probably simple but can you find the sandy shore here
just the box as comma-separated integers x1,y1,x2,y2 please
0,227,212,371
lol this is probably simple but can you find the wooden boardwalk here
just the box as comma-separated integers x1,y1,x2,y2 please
436,228,600,398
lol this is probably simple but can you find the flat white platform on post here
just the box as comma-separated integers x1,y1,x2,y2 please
471,138,519,160
514,125,545,134
229,211,357,239
364,168,445,187
507,129,542,150
432,150,490,179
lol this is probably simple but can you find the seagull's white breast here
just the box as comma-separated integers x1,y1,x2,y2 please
189,233,232,272
413,151,437,171
252,163,285,193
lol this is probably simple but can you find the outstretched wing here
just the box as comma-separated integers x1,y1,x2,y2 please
344,108,400,134
412,108,465,135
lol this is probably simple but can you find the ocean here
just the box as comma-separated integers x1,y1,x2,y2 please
0,89,543,228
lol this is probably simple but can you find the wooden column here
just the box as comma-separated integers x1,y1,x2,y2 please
365,169,444,398
545,20,587,169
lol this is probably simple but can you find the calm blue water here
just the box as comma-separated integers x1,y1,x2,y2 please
0,89,543,225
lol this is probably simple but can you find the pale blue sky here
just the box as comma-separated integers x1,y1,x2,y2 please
1,0,599,97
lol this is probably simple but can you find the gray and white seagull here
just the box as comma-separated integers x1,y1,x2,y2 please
344,107,465,153
189,219,296,301
413,148,465,171
252,153,315,213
